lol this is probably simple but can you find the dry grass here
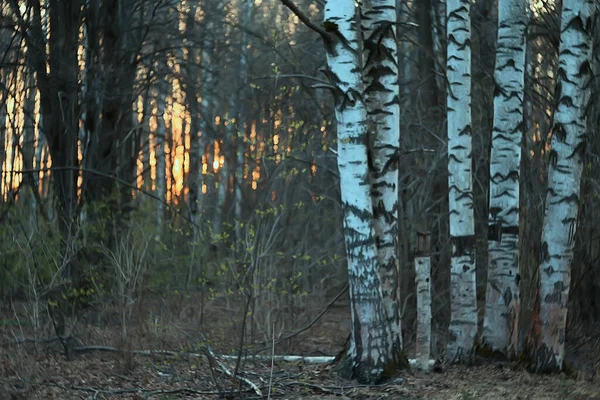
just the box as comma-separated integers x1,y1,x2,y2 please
0,293,598,399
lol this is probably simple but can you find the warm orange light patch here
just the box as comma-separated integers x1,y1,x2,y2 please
213,141,221,172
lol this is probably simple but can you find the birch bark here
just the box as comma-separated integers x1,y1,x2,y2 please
324,0,391,383
361,0,402,361
446,0,477,363
528,0,595,373
415,231,432,371
483,0,527,358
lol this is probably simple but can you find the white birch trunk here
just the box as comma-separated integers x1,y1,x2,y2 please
483,0,527,358
529,0,595,373
324,0,390,384
415,232,432,371
446,0,477,364
362,0,403,358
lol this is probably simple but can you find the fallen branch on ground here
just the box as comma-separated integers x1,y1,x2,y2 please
48,381,246,397
71,345,435,368
72,345,263,397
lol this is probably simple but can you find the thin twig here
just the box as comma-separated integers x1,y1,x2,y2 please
48,381,233,396
252,283,348,354
2,166,200,230
252,74,331,86
268,323,275,400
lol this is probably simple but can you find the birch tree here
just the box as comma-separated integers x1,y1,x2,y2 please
277,0,407,382
415,231,432,371
362,0,402,361
528,0,595,373
323,0,391,383
483,0,527,359
446,0,477,363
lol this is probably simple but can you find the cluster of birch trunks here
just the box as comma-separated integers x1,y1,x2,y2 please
286,0,597,383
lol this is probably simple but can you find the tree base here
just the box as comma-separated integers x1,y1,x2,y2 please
475,342,512,362
331,335,410,384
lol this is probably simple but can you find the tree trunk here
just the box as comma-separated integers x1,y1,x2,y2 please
22,68,37,215
361,0,403,362
417,0,440,109
528,0,595,373
323,0,391,384
482,0,527,359
140,88,152,193
446,0,477,364
155,79,168,238
233,0,252,255
0,71,7,202
431,0,446,98
185,3,204,226
415,231,432,371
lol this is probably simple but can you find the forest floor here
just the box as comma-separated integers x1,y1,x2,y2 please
1,291,599,399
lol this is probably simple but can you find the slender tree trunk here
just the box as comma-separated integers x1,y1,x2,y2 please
323,0,391,384
431,0,446,98
186,3,204,226
483,0,527,359
415,230,432,371
417,0,440,109
155,81,168,238
362,0,403,361
22,68,37,214
199,3,223,236
446,0,477,363
233,0,252,253
35,116,45,197
397,0,413,98
141,88,152,193
528,0,595,373
213,142,227,236
0,72,7,202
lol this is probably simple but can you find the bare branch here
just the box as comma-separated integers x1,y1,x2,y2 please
279,0,331,43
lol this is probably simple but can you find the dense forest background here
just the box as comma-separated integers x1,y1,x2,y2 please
1,0,600,394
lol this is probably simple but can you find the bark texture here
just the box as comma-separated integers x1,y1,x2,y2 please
362,0,403,362
446,0,477,364
528,0,595,373
483,0,527,359
324,0,391,384
415,231,432,371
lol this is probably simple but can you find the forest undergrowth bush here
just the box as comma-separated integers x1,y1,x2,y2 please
0,192,347,361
